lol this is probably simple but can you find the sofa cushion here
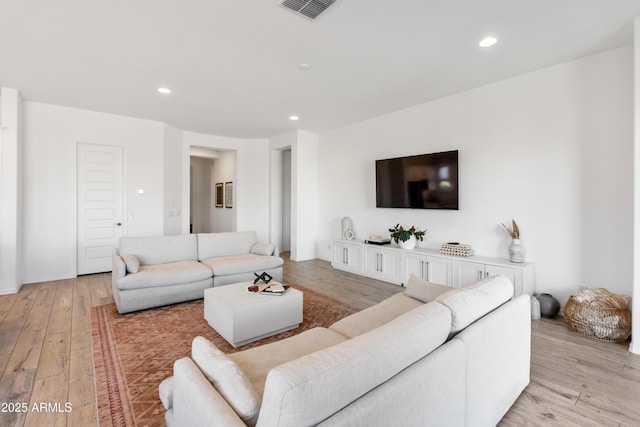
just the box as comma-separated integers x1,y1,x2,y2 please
405,274,452,303
329,292,422,338
435,275,513,334
250,242,276,256
119,235,198,265
229,327,347,396
201,254,284,276
117,261,213,290
121,254,140,274
258,302,451,427
197,231,257,259
191,339,262,426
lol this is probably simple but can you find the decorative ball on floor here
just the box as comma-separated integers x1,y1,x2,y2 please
537,293,560,318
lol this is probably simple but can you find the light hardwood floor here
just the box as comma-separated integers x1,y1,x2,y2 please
0,255,638,426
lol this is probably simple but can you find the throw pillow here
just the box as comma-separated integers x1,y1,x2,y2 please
191,337,261,424
121,254,140,274
405,274,451,303
251,242,275,256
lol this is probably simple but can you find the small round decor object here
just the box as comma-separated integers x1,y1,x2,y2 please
530,296,541,320
537,293,560,318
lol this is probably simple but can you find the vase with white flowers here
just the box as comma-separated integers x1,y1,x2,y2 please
388,224,427,250
501,219,525,263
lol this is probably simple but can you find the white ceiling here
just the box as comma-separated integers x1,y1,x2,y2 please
1,1,640,139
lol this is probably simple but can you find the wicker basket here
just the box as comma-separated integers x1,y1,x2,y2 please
563,288,631,343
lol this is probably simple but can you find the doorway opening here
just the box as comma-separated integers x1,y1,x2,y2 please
190,156,214,233
281,149,292,253
189,147,237,234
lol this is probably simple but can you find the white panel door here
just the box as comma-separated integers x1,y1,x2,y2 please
77,143,124,275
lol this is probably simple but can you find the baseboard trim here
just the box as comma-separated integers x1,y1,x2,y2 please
22,273,76,285
0,287,20,295
630,341,639,355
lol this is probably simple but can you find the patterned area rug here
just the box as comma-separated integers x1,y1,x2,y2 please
91,284,358,427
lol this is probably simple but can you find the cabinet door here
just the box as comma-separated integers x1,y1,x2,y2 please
378,249,401,283
403,252,426,283
362,247,380,275
332,242,362,273
363,246,401,284
425,256,451,286
455,260,485,287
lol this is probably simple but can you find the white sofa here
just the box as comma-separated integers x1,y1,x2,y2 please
160,275,531,426
112,231,283,314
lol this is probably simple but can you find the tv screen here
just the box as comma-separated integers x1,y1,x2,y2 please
376,150,458,210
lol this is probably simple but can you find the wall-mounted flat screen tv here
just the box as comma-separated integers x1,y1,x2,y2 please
376,150,458,210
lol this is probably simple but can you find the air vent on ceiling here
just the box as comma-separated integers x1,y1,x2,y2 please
279,0,337,20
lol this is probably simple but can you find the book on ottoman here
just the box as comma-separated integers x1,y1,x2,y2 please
260,284,291,296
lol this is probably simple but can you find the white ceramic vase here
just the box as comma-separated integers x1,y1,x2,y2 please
530,296,541,320
398,235,417,250
509,238,525,263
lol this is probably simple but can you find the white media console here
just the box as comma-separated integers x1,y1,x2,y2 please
332,239,535,297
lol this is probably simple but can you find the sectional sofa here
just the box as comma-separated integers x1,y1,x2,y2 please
111,231,283,314
160,274,531,426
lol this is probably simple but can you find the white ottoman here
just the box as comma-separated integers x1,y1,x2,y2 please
204,281,303,347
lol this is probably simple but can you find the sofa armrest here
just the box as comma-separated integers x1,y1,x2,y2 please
454,294,531,426
171,357,246,427
112,254,126,279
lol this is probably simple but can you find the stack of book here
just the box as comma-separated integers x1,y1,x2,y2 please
257,283,291,296
440,243,474,257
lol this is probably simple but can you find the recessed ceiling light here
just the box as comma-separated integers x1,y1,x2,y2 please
158,87,171,94
298,63,311,71
479,36,497,48
289,115,299,121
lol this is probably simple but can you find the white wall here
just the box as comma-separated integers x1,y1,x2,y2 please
632,17,640,355
22,101,165,283
164,124,183,235
317,46,634,307
293,131,319,261
0,88,23,294
269,131,319,261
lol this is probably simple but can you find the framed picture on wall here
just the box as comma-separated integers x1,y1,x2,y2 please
225,181,233,208
215,182,224,208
